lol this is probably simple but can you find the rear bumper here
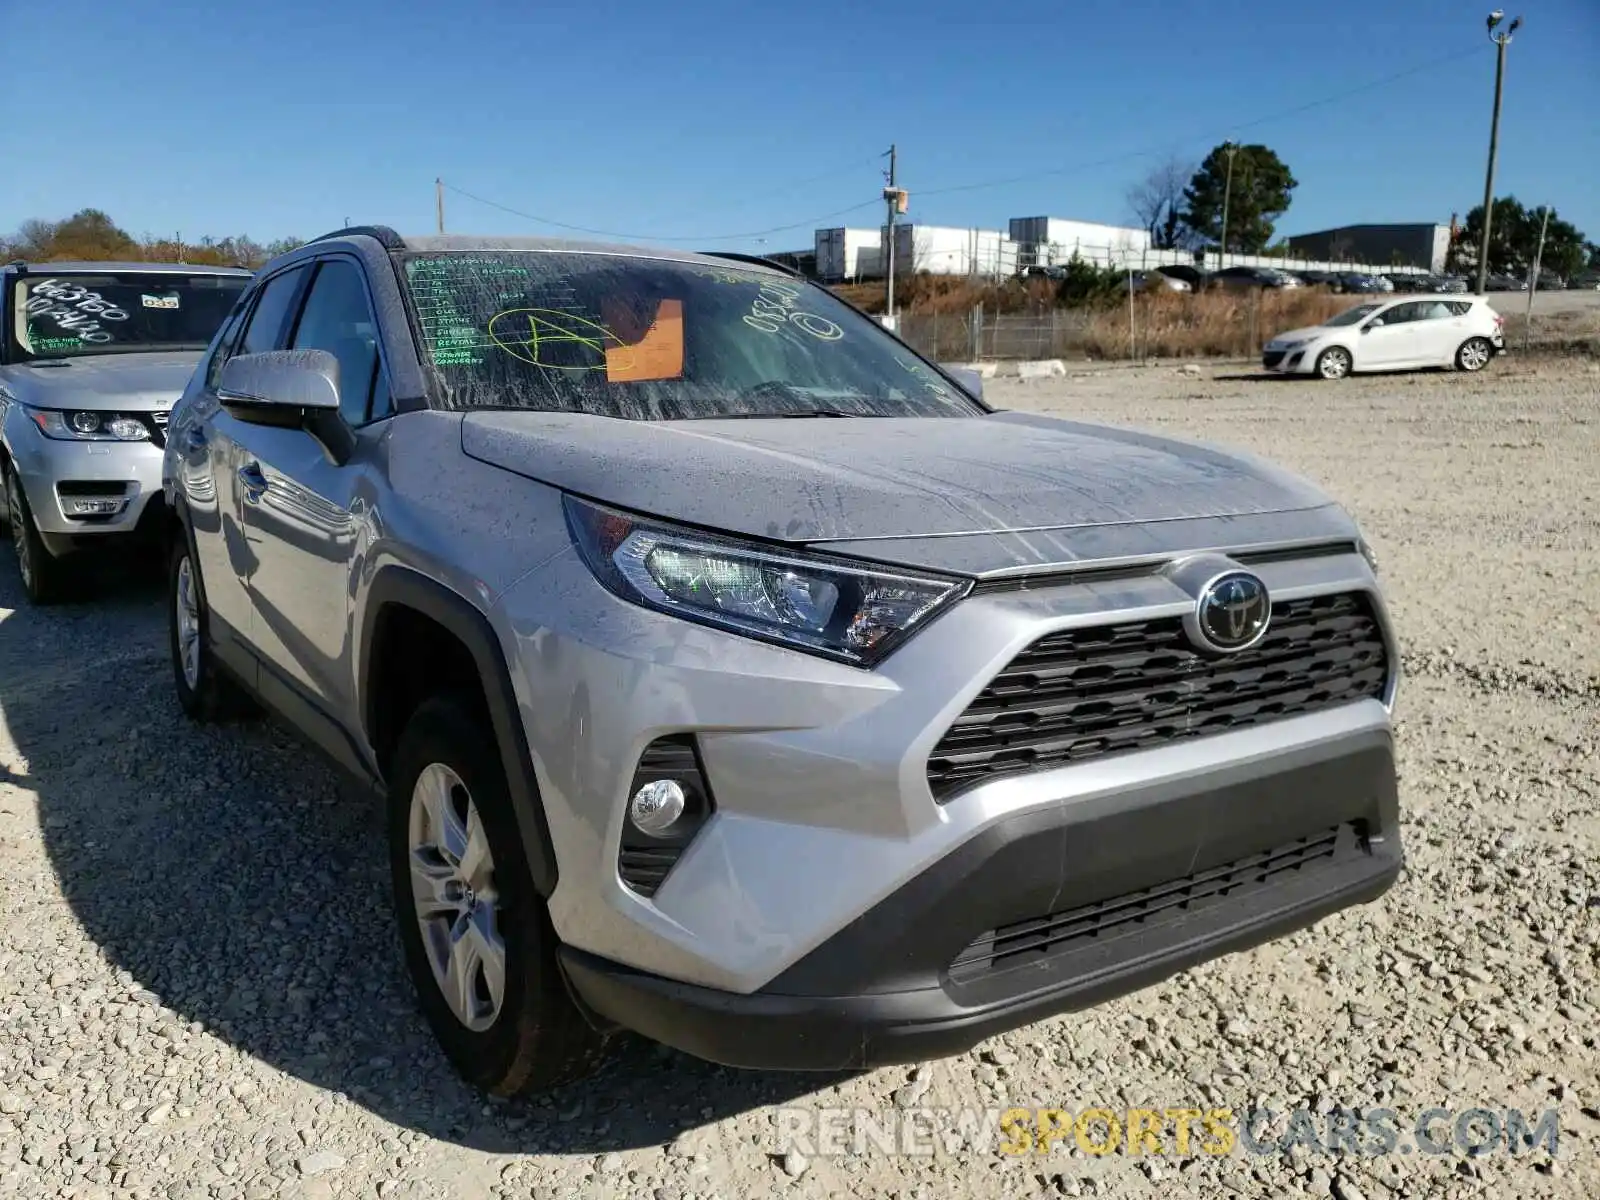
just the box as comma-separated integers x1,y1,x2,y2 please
561,726,1403,1070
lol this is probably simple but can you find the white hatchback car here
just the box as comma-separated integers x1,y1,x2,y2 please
1263,296,1505,380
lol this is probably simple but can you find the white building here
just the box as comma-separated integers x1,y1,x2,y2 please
891,225,1017,278
814,227,883,282
1008,217,1152,268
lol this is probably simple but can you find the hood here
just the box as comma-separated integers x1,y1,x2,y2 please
1268,326,1333,345
461,409,1337,546
0,350,201,412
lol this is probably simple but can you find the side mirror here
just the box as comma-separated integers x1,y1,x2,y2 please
218,350,342,419
940,364,985,401
1364,319,1384,331
217,349,354,464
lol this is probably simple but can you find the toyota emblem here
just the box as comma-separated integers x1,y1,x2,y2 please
1188,571,1271,653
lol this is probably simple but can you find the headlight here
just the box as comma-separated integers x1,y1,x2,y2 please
1358,535,1380,576
1278,339,1306,350
26,406,151,442
564,495,970,666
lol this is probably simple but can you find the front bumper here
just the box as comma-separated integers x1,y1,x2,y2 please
561,726,1402,1069
7,419,165,542
502,538,1400,1004
1263,346,1312,372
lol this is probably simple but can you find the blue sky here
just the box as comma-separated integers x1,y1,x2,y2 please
4,0,1597,252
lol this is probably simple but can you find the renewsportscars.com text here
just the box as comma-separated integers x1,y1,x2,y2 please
774,1105,1564,1160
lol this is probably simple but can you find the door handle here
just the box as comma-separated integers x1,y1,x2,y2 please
238,462,268,501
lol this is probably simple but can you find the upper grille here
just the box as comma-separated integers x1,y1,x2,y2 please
927,591,1389,802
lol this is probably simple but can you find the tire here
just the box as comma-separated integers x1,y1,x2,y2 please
1315,346,1353,380
388,693,612,1096
6,467,72,605
1456,337,1494,373
168,535,256,721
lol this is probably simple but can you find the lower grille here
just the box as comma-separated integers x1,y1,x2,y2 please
1262,350,1286,368
927,591,1389,802
948,822,1365,984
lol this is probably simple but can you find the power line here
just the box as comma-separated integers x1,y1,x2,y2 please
443,43,1489,245
441,182,879,244
914,43,1486,200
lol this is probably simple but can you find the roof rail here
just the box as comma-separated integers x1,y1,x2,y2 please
698,250,802,278
307,225,406,250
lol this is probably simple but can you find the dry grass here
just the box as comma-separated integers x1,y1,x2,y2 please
833,274,1054,316
1080,289,1355,358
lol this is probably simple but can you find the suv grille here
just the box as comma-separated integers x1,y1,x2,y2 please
927,592,1388,802
947,822,1366,984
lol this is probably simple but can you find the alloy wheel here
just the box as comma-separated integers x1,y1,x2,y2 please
175,554,202,691
7,475,32,590
407,762,507,1032
1318,348,1352,380
1459,339,1491,371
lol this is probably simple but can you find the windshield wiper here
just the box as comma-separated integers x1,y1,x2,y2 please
718,408,862,419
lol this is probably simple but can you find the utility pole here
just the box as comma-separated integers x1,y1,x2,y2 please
1476,12,1522,294
1219,141,1239,267
883,145,898,325
1523,204,1549,348
436,177,446,235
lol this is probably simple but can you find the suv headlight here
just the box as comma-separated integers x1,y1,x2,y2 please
564,495,970,666
1357,535,1380,576
26,406,151,442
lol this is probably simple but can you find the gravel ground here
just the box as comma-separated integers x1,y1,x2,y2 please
1,353,1597,1199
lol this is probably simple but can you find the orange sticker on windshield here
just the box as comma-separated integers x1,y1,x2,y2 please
605,299,684,382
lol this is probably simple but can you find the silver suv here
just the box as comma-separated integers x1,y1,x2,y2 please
162,227,1403,1095
0,260,253,602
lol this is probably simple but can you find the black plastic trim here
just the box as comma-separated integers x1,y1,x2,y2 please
308,225,406,250
696,251,803,277
360,567,559,896
559,728,1402,1070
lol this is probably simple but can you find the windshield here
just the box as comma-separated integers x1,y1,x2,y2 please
1324,304,1382,327
11,271,251,361
398,251,982,420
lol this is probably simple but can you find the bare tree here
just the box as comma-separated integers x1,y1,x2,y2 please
1126,156,1198,250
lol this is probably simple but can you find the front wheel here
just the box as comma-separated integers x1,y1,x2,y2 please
6,469,71,605
388,694,612,1095
1456,337,1494,372
1315,346,1353,380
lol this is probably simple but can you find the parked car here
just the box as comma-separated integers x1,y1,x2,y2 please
162,226,1403,1094
1130,269,1191,293
1571,270,1600,290
1293,269,1341,289
1207,265,1303,291
1154,264,1207,290
1336,273,1391,294
1484,274,1526,292
1262,295,1505,379
0,260,253,602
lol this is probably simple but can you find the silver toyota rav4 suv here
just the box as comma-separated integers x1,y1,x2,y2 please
162,226,1403,1095
1,260,252,602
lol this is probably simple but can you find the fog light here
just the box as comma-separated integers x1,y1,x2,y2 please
66,498,122,516
629,779,686,835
